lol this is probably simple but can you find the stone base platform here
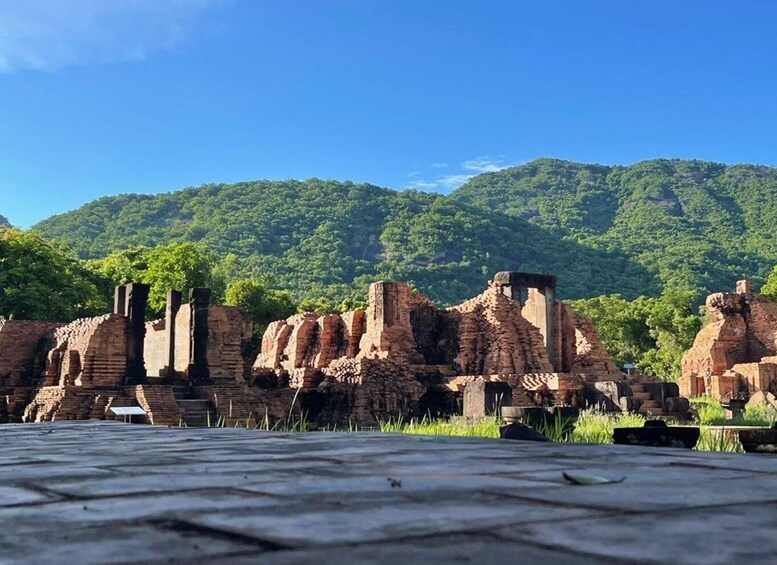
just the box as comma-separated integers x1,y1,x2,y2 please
1,422,777,563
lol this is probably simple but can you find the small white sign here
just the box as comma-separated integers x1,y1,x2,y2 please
110,406,147,416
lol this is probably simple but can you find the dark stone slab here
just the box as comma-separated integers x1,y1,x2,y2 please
1,421,777,563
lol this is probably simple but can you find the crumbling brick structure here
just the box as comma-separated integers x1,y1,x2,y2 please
1,271,670,427
252,274,641,427
1,283,259,425
681,280,777,401
0,319,60,422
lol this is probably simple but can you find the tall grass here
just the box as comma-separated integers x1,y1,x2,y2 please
696,427,743,453
381,408,753,452
741,404,777,427
691,396,726,424
568,410,647,444
380,415,501,438
691,396,777,426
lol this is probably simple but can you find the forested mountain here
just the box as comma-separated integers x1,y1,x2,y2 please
452,159,775,299
0,214,10,227
31,158,777,306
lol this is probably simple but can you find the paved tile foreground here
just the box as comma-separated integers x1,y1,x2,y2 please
1,422,777,564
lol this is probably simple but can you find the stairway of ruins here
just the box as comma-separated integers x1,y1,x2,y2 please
630,383,662,416
173,386,216,427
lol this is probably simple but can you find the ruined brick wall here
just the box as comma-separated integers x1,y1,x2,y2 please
743,296,777,360
565,306,622,378
207,306,253,380
22,385,137,422
682,293,749,383
340,311,366,358
280,313,320,370
254,319,294,369
254,281,585,380
680,284,777,398
249,279,621,426
253,310,367,372
173,305,192,376
316,357,427,427
23,386,66,422
131,385,182,425
143,319,167,377
448,286,553,376
46,314,129,388
358,281,435,363
197,382,299,426
0,320,60,386
728,362,777,396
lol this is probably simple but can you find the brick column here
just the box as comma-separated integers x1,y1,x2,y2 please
188,288,211,385
163,290,182,381
114,285,127,316
540,285,556,369
124,282,150,385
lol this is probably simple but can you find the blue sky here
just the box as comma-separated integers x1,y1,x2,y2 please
2,0,777,228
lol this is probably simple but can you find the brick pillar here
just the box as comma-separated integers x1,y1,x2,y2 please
124,282,150,385
114,285,127,315
188,288,211,385
163,290,182,381
463,381,513,418
541,285,556,369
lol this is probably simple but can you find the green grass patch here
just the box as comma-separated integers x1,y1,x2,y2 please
380,408,756,453
379,415,501,438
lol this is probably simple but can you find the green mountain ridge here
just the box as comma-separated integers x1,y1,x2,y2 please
31,158,777,305
0,214,10,227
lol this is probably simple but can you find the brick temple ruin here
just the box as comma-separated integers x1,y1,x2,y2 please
681,280,777,406
0,272,689,427
252,272,689,425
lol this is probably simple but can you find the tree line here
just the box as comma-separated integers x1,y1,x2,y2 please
7,225,777,381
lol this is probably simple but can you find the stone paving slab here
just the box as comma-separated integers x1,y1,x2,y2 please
1,421,777,563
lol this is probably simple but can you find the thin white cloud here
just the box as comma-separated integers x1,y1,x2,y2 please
405,180,441,190
406,171,421,177
0,0,226,72
462,157,512,173
430,162,448,169
405,156,518,192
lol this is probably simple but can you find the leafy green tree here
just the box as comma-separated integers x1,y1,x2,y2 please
224,278,296,338
144,242,218,312
568,294,655,368
639,289,702,381
92,242,219,314
760,264,777,300
296,296,340,314
89,246,149,286
569,289,701,381
0,228,108,320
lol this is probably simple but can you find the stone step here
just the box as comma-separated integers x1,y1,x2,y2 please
180,415,212,427
172,386,193,400
176,394,216,427
633,392,652,401
630,384,645,393
176,399,213,409
179,409,217,425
